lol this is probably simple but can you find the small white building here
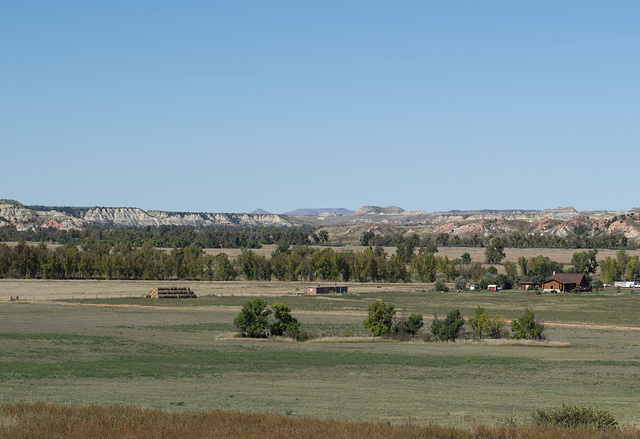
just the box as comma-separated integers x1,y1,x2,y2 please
614,281,637,288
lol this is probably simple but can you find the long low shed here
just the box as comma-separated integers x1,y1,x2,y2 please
306,285,348,295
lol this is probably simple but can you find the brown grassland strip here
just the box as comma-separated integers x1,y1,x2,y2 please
1,402,639,439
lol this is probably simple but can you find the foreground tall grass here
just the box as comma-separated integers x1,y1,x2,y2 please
1,402,638,439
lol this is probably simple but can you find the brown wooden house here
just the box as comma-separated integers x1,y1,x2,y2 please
541,274,589,292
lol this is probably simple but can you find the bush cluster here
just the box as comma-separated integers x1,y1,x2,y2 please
533,403,618,430
234,299,300,338
362,301,424,338
234,299,546,344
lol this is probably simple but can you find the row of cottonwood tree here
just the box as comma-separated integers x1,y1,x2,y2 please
2,239,639,285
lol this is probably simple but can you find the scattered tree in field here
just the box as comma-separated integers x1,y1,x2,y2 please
461,252,471,264
363,301,396,336
571,249,598,274
234,298,273,338
270,303,301,336
392,312,424,337
511,308,545,340
430,309,465,341
468,306,491,340
235,300,302,338
484,238,506,264
486,314,508,339
468,306,508,340
360,231,375,246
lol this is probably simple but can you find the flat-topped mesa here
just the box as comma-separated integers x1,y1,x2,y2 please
355,206,405,215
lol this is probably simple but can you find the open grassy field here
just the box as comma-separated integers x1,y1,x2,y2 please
0,279,639,428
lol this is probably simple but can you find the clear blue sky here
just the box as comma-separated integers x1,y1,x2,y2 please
2,1,638,213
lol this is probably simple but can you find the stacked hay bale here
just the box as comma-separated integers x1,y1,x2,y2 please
145,287,197,299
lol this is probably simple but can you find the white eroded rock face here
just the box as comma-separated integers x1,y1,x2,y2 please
81,208,293,228
0,201,294,229
0,201,36,223
1,200,638,239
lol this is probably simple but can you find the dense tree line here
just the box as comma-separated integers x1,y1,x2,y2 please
2,235,638,285
360,229,635,250
0,240,453,282
1,222,635,251
0,241,238,281
0,225,317,249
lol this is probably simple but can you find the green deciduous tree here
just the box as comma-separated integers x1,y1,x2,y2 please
484,238,505,264
270,303,301,336
360,231,375,246
234,298,272,338
214,253,236,280
468,306,508,340
395,234,420,263
317,230,329,244
517,256,529,277
503,260,518,279
599,257,623,284
528,255,564,283
468,306,491,340
511,308,545,340
411,250,437,282
363,301,396,336
234,300,302,338
392,311,424,338
571,249,598,274
430,309,465,341
626,256,640,282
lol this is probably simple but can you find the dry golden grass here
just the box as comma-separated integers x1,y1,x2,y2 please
1,402,638,439
0,278,439,303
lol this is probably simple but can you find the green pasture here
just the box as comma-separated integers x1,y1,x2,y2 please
1,288,639,427
68,288,640,326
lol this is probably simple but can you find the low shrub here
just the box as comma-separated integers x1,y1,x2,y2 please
533,403,618,430
434,281,449,292
294,330,318,342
